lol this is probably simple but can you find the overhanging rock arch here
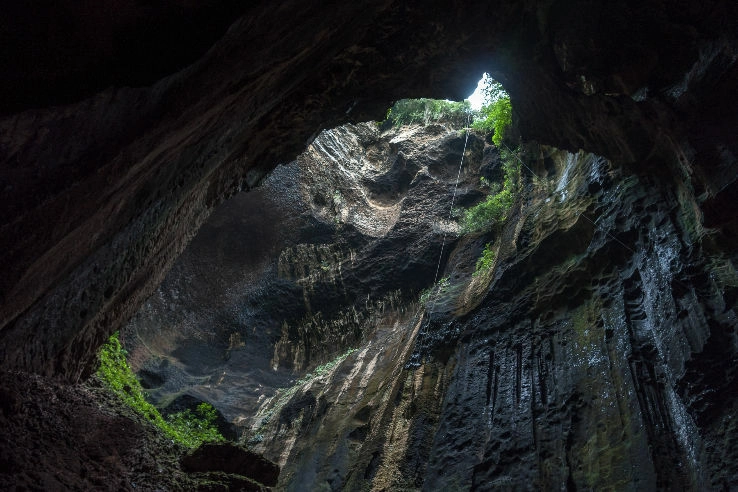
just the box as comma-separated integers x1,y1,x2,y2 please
0,1,736,380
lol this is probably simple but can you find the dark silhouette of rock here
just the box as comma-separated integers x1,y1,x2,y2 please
181,443,279,487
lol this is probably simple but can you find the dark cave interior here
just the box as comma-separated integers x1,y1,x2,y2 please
1,1,737,489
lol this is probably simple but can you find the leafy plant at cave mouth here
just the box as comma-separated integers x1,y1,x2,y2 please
471,77,512,146
167,403,224,446
460,149,521,234
97,332,224,448
472,96,512,146
385,98,471,127
474,243,496,277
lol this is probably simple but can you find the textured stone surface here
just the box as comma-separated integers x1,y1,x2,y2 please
129,119,738,489
0,372,222,491
122,121,482,424
218,130,736,490
181,442,279,487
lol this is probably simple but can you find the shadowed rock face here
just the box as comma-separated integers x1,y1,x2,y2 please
180,132,729,490
181,442,280,487
120,118,738,489
0,1,252,114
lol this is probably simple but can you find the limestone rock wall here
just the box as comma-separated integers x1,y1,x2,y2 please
244,141,737,490
414,147,737,490
0,1,737,489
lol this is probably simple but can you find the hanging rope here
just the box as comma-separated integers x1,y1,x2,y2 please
411,121,694,375
426,111,473,313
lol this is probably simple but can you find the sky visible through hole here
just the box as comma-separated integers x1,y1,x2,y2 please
467,73,493,110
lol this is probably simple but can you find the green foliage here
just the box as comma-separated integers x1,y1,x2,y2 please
97,332,161,420
472,96,513,146
385,98,471,127
500,147,522,191
474,243,496,277
166,403,225,447
477,75,507,105
304,348,358,382
460,149,521,234
461,188,513,233
419,276,450,306
271,348,358,410
97,333,224,448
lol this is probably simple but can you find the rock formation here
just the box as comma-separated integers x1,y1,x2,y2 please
122,120,483,427
1,1,737,490
124,115,736,489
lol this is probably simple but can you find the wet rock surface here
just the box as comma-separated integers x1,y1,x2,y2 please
408,147,737,491
122,121,738,490
237,142,737,490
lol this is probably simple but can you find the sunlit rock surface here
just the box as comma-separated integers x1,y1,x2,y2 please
123,121,484,424
250,144,737,490
125,122,737,489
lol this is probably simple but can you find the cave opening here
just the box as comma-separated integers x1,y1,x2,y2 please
100,52,738,487
111,71,511,448
2,2,738,489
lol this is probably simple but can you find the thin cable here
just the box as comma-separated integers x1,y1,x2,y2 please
577,213,638,255
502,142,545,186
504,142,638,255
419,131,696,345
427,112,472,313
501,142,637,254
